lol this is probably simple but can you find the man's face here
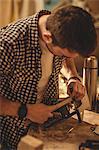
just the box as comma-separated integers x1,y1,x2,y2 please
46,43,78,58
42,31,79,58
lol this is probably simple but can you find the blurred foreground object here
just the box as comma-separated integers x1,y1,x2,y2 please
18,135,43,150
79,140,99,150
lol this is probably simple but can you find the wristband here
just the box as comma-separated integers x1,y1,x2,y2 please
18,104,27,119
68,76,81,82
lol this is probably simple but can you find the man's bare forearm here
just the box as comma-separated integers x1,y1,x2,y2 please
0,95,20,116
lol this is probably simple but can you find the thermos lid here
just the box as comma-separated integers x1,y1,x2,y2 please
84,56,98,68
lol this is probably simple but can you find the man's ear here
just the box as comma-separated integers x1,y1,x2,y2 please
42,31,52,44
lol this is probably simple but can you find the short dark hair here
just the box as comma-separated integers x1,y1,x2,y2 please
46,5,97,57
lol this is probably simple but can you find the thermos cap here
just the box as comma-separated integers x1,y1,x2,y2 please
84,56,98,69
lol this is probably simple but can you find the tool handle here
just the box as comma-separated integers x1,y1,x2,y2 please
48,97,72,112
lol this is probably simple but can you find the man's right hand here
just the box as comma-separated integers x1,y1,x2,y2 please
27,103,53,124
0,95,71,124
0,96,53,124
27,98,72,124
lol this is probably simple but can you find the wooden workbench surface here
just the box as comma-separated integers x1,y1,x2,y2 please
28,117,99,150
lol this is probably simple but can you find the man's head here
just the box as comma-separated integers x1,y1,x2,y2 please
44,5,97,57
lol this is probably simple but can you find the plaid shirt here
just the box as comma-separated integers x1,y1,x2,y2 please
0,10,64,149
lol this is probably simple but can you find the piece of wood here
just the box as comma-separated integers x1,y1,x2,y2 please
18,135,43,150
83,110,99,125
72,110,99,125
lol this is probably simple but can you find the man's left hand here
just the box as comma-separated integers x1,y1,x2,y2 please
67,78,85,100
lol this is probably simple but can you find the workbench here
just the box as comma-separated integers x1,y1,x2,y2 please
28,114,99,150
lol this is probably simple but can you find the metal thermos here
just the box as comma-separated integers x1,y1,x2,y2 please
83,56,98,110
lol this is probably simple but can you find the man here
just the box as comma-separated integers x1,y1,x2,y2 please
0,5,97,149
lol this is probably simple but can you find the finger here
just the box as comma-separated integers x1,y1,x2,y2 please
68,83,78,98
72,83,78,98
77,89,85,99
75,85,85,99
48,112,53,118
52,112,62,118
73,85,81,99
67,82,78,97
67,83,74,96
82,86,85,97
